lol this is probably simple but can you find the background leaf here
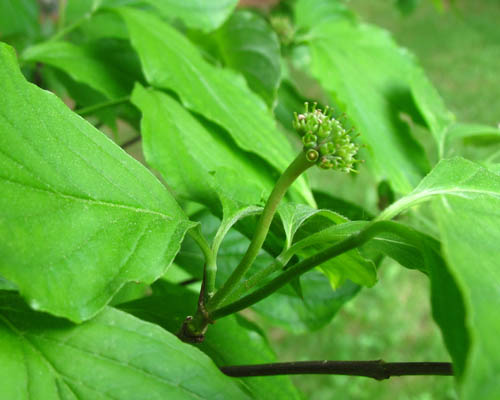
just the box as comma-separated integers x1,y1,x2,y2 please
117,7,314,205
0,291,249,399
22,40,135,99
0,43,195,322
0,0,39,39
212,9,281,107
142,0,239,33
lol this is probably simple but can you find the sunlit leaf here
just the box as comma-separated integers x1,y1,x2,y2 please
0,43,195,322
0,292,249,399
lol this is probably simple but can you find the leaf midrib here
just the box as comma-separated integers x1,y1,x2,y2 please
1,176,174,221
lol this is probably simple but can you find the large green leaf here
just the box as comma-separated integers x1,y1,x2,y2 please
117,7,314,205
22,39,141,99
0,43,195,322
131,84,272,209
120,282,302,400
0,292,249,399
378,157,500,399
213,10,281,107
297,4,430,193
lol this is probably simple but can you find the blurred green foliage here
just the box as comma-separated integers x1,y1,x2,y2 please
269,1,499,398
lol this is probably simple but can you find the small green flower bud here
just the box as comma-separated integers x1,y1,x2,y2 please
293,102,361,173
306,149,319,162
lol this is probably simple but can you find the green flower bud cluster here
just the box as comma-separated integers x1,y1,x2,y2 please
293,102,361,173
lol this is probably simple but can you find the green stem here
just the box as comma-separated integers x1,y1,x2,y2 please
187,229,217,299
211,221,426,320
75,96,130,117
226,251,290,303
207,151,313,312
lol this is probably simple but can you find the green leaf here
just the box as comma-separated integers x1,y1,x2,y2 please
294,0,354,31
213,10,281,107
210,171,264,256
66,0,238,33
22,39,141,99
313,190,374,221
290,220,437,275
253,272,360,333
0,291,249,399
410,67,455,155
378,157,500,398
120,282,302,400
410,71,500,159
274,80,309,132
142,0,238,33
278,202,345,248
395,0,422,15
0,43,195,322
117,7,314,206
0,0,39,38
443,123,500,157
299,11,430,193
131,84,272,210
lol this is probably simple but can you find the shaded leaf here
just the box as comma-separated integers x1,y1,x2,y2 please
22,39,142,99
214,10,281,107
0,291,249,399
0,43,195,322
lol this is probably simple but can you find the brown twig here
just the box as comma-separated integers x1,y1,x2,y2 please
220,360,453,380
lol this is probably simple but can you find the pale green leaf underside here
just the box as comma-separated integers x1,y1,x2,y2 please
0,43,195,322
378,157,500,399
0,292,249,400
306,18,430,193
117,7,314,206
